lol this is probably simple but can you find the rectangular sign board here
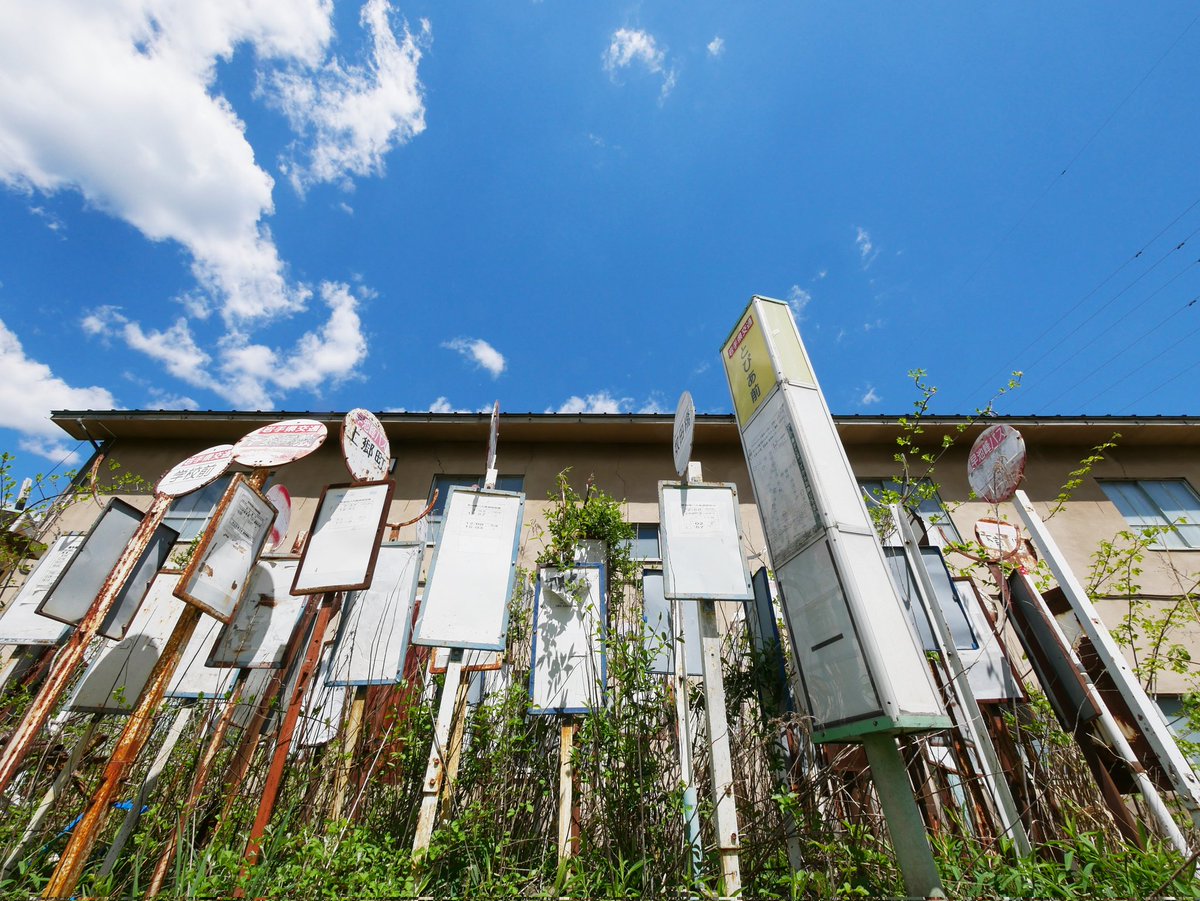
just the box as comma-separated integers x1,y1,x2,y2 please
431,646,503,673
175,476,275,624
642,569,701,677
326,543,422,686
38,498,180,640
207,558,305,669
413,487,524,651
723,296,948,742
70,571,187,713
0,534,83,645
659,482,753,602
166,606,232,699
529,565,606,715
293,480,394,594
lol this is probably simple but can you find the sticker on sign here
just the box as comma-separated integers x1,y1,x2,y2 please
156,444,234,498
967,424,1026,504
341,408,390,482
233,419,328,468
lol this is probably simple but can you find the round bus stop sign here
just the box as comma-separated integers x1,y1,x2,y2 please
673,391,695,477
233,419,328,468
156,444,234,498
967,423,1026,504
341,408,390,482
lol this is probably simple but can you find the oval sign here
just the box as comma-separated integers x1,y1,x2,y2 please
341,408,390,482
967,423,1026,504
265,484,292,552
486,401,499,472
672,391,695,477
233,419,328,468
156,444,234,498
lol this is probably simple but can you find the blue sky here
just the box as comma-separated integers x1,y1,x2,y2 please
1,2,1199,473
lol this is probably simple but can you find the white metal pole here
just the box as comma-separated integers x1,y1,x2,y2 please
892,506,1032,856
671,596,703,877
1015,490,1200,836
413,648,464,857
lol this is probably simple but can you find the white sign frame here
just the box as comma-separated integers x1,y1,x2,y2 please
70,571,187,713
341,409,390,483
659,482,753,602
37,498,180,640
166,605,232,699
291,480,394,595
0,534,84,645
412,486,525,651
529,565,607,715
642,568,702,677
207,558,305,669
326,542,423,686
175,475,276,624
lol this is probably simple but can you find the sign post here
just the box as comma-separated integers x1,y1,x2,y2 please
45,465,277,898
660,390,749,895
0,444,233,796
720,297,950,898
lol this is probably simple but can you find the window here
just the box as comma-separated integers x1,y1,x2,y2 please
859,478,961,543
1099,480,1200,550
623,523,661,561
426,474,524,543
164,475,233,542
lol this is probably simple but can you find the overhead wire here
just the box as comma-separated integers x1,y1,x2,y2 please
1115,328,1200,413
1045,290,1200,411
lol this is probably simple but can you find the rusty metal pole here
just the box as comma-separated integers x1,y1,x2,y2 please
239,592,338,876
0,493,173,795
42,603,203,898
144,671,248,898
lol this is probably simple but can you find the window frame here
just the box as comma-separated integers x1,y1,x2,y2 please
1098,479,1200,551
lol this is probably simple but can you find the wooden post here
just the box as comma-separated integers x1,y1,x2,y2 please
863,733,946,899
557,720,575,865
97,703,194,877
0,493,173,795
240,592,338,873
698,598,741,896
412,648,463,858
329,684,368,823
145,671,248,897
439,676,471,820
42,604,203,898
0,715,100,880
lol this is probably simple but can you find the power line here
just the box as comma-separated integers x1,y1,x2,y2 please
963,195,1200,403
1116,338,1200,414
947,10,1200,304
1043,290,1200,411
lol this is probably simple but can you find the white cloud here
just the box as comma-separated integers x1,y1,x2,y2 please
861,386,881,405
266,0,429,193
85,281,368,409
603,28,677,100
553,392,629,414
1,1,425,411
429,396,453,414
707,36,725,57
855,226,879,268
788,285,812,319
0,318,116,460
442,337,506,378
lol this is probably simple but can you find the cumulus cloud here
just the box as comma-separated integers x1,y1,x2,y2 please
861,386,881,405
0,318,116,460
84,281,368,409
555,392,626,414
442,337,506,378
788,285,812,319
266,0,429,193
603,28,677,100
0,1,424,413
707,36,725,57
429,397,453,414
